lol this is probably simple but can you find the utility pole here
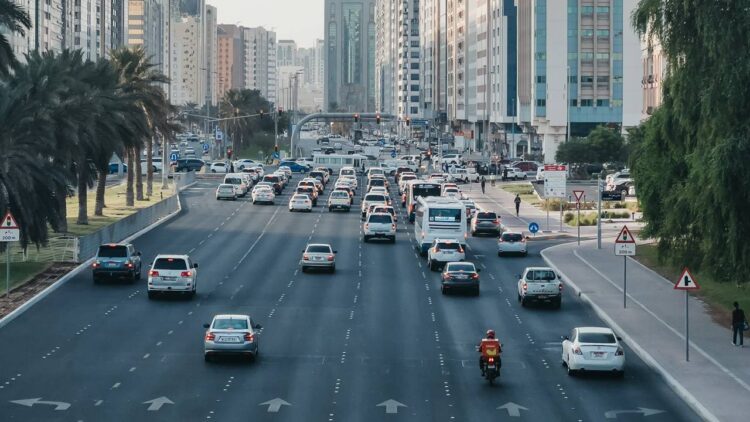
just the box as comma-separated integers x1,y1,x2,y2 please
162,0,172,191
597,172,603,249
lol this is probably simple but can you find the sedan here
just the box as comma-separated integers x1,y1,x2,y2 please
289,194,313,212
203,314,262,362
209,162,228,173
497,231,527,256
300,243,337,273
562,327,625,377
251,187,275,205
441,262,480,296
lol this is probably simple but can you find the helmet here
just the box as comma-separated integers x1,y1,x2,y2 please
486,329,495,339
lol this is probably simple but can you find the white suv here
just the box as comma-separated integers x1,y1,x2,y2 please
363,213,396,243
147,255,198,299
427,238,466,271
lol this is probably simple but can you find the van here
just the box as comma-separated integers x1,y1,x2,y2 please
223,174,249,197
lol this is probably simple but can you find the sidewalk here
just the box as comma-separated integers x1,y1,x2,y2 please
542,240,750,422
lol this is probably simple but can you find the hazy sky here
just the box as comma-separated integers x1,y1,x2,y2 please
207,0,323,48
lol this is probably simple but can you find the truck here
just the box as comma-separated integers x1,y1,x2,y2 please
517,267,563,308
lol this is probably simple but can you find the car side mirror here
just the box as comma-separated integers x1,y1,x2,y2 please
203,323,210,328
137,251,142,256
333,250,338,254
193,263,199,269
476,268,482,273
616,336,623,342
557,274,562,280
562,335,569,340
254,324,262,329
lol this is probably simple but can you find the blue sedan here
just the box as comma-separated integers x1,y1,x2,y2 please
279,161,309,173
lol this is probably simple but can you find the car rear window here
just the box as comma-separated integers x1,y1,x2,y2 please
578,333,616,344
225,177,241,184
437,242,460,250
307,245,331,253
153,258,188,270
447,263,475,272
365,194,387,202
213,319,248,330
369,179,385,186
332,191,349,198
97,245,127,258
476,212,497,220
502,233,523,242
264,176,279,182
525,269,557,281
293,195,309,200
368,214,393,224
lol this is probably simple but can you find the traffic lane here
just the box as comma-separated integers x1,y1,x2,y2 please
0,184,281,419
455,236,700,421
196,197,365,421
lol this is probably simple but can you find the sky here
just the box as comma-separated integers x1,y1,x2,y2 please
207,0,324,48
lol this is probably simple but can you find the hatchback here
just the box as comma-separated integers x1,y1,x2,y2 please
215,183,237,200
204,315,262,362
497,231,527,256
427,239,465,271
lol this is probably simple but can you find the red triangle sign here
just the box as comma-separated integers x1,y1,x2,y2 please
2,212,18,229
573,190,585,202
615,225,635,244
674,267,700,290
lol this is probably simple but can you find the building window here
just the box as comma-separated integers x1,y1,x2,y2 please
410,107,418,114
536,75,546,83
410,96,419,102
570,99,578,106
536,99,546,107
580,52,594,61
580,99,593,107
597,76,610,83
596,99,609,107
597,6,609,15
410,85,419,91
580,75,594,85
597,29,609,39
410,74,419,80
535,52,546,60
581,6,594,15
596,52,610,61
581,29,594,38
410,63,419,69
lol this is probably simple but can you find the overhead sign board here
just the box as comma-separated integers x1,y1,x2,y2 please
1,211,20,242
614,225,636,256
674,268,700,290
543,165,567,198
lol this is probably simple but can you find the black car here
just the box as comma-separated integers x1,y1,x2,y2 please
174,158,205,172
441,262,480,296
92,243,142,283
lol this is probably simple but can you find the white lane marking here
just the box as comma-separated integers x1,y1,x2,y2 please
238,207,281,265
111,382,121,389
480,263,487,269
95,400,103,406
489,273,496,280
129,367,136,372
143,353,150,359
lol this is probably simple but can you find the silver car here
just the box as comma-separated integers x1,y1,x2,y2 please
203,314,262,362
216,183,237,200
300,243,337,273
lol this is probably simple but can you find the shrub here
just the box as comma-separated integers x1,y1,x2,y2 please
564,212,575,223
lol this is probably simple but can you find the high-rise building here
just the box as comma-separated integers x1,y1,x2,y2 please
170,14,204,105
396,0,421,119
374,0,396,115
313,38,325,90
641,34,666,120
420,0,447,124
127,0,166,71
205,4,218,105
324,0,377,112
277,39,297,67
517,0,642,163
242,26,277,105
216,24,244,98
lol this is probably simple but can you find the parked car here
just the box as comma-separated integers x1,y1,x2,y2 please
562,327,625,377
203,314,262,362
175,158,205,172
147,254,198,299
92,243,142,283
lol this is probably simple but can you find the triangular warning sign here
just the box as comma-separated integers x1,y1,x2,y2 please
615,225,635,244
2,212,18,229
674,268,700,290
573,190,585,202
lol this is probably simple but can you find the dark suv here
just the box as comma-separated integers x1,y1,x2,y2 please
262,175,283,194
174,158,205,172
471,211,502,236
92,243,142,283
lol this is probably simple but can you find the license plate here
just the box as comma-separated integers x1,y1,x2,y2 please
218,337,241,343
107,262,118,268
314,256,323,261
455,274,468,280
161,276,176,281
593,352,605,358
536,295,548,299
487,364,496,369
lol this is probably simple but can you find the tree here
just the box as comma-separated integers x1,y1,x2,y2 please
555,126,625,165
630,1,750,281
0,0,31,76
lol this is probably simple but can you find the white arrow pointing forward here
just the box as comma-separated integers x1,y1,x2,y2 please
10,398,70,410
605,408,665,419
497,402,528,417
143,396,174,411
259,398,291,413
376,399,407,414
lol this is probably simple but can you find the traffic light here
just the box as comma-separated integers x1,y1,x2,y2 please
376,113,381,125
354,113,360,123
406,117,411,126
227,147,233,159
274,145,279,153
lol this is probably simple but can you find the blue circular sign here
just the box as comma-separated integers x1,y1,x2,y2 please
528,222,540,234
202,143,209,152
391,150,397,158
170,153,179,162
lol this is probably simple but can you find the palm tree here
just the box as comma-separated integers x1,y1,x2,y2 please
0,0,31,76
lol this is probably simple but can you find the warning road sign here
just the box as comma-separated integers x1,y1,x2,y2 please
614,225,636,256
615,226,636,243
1,211,20,242
573,190,585,203
674,268,700,290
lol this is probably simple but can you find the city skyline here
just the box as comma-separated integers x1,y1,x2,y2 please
207,0,323,48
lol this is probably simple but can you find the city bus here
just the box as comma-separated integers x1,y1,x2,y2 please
312,154,367,173
404,180,443,223
413,196,468,255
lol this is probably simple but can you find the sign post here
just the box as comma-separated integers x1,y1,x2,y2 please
674,268,699,362
573,190,585,245
614,225,636,308
1,211,20,300
543,165,567,232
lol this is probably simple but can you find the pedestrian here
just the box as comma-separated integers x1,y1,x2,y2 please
480,176,486,194
732,301,746,347
514,194,521,217
503,167,508,181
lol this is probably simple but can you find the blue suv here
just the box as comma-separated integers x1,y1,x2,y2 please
92,243,142,283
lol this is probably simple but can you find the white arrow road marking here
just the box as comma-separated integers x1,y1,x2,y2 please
497,402,529,417
143,396,174,411
259,398,291,413
376,399,407,414
604,408,665,418
10,398,70,410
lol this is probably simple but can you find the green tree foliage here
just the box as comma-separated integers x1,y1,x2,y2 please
219,89,289,155
630,0,750,281
0,0,31,76
555,126,626,164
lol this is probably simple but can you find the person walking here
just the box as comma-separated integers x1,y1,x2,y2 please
480,176,486,194
514,194,521,217
732,301,746,347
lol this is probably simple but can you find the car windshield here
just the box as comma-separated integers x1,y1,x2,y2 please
447,263,475,272
502,233,524,242
225,178,241,184
365,194,387,202
307,245,331,253
368,214,393,224
97,245,127,258
213,319,248,330
525,270,557,281
578,332,617,344
153,258,188,270
476,212,497,220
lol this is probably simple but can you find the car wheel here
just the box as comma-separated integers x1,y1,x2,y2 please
520,296,527,307
471,231,476,237
211,170,216,173
497,251,502,257
301,266,307,273
615,370,625,378
363,236,369,243
93,277,101,284
473,287,480,296
553,298,562,309
566,358,576,376
330,264,336,273
204,353,212,362
441,285,446,295
390,236,396,243
147,291,156,300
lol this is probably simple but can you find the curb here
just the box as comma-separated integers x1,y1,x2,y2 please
0,190,185,330
540,242,718,422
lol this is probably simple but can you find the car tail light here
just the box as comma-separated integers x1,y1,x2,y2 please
180,271,192,277
92,261,100,268
434,246,440,253
364,223,369,230
205,332,215,341
572,346,582,355
149,270,159,277
244,333,255,342
471,273,479,280
457,246,464,253
559,283,563,292
303,254,310,261
493,218,500,225
522,282,528,291
391,224,396,230
615,347,624,356
327,255,335,262
126,261,134,269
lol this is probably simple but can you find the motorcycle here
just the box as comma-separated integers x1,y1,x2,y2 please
476,346,501,384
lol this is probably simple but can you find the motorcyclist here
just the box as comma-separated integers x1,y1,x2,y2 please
478,329,502,375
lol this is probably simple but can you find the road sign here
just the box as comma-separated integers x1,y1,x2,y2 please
614,225,636,256
674,267,699,290
1,211,20,242
272,151,280,159
169,153,178,162
391,150,397,158
202,143,209,152
615,226,636,243
573,190,585,203
215,128,223,140
543,165,567,198
528,222,539,234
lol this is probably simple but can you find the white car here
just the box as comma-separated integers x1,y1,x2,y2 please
209,162,228,173
300,243,337,273
252,186,275,205
427,238,465,271
328,190,352,212
223,174,249,197
497,231,527,256
339,176,358,190
278,166,293,179
289,194,313,212
147,254,198,299
562,327,625,377
368,186,389,196
507,167,527,180
440,154,462,165
234,159,257,170
215,184,237,201
448,168,480,183
442,187,461,199
363,212,396,243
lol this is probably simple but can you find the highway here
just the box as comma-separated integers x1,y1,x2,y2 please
0,174,699,421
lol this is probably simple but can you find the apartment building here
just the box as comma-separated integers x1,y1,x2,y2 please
243,26,277,105
420,0,447,124
641,34,666,119
217,24,244,98
277,39,297,67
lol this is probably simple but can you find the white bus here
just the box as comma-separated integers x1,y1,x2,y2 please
414,197,468,255
404,180,443,223
313,154,367,173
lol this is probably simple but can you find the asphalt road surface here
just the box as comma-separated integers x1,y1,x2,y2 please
0,175,698,421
